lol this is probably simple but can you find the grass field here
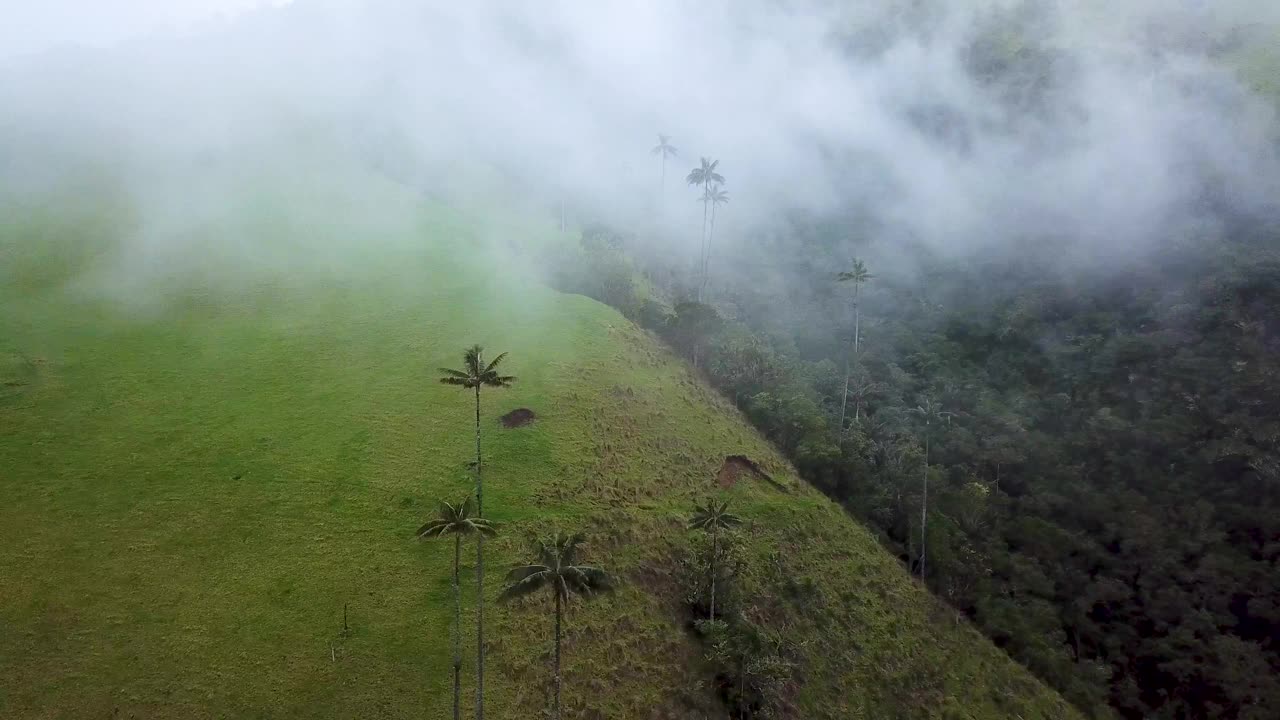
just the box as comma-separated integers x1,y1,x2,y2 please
0,161,1079,718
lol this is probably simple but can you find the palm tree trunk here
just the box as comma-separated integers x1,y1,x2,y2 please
853,285,861,422
697,189,710,302
839,283,860,432
476,534,486,720
737,651,746,719
702,202,718,298
473,385,486,720
452,535,461,720
709,526,718,621
474,386,482,514
839,355,850,433
660,156,666,208
920,433,928,581
854,283,861,357
554,590,563,720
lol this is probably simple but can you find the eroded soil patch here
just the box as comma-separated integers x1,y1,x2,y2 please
500,408,537,428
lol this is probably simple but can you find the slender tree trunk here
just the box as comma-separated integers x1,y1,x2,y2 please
737,652,746,719
702,200,719,298
697,188,710,302
660,156,666,209
452,535,461,720
854,283,861,357
839,355,850,433
474,386,483,514
838,282,860,432
920,433,928,581
554,590,562,720
709,526,718,621
472,384,486,720
853,284,861,422
476,534,485,720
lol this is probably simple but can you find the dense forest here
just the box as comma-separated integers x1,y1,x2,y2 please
547,205,1280,719
536,7,1280,717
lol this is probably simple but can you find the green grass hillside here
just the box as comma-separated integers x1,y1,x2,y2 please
0,163,1079,719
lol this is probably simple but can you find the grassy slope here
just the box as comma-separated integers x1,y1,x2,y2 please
0,165,1078,719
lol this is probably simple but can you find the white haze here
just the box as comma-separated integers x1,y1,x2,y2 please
1,0,1278,296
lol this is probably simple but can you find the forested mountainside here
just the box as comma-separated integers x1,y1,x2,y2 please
3,0,1278,717
549,206,1280,719
537,6,1280,717
0,166,1082,719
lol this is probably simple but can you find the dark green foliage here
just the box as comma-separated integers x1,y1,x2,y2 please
700,618,796,720
548,224,643,319
662,301,723,368
570,211,1280,719
679,531,746,622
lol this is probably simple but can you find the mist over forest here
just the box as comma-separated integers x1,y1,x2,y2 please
2,1,1279,719
4,1,1278,276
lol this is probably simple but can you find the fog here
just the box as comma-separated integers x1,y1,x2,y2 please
2,0,1279,296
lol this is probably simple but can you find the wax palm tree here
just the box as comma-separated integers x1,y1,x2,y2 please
688,498,742,620
651,133,678,199
416,496,497,720
499,533,613,720
438,345,514,720
686,158,725,299
701,185,730,296
836,260,875,429
910,398,954,581
438,345,516,514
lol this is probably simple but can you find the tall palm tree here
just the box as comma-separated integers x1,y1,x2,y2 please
911,398,954,581
438,345,516,515
499,533,613,720
688,498,742,620
651,133,678,200
686,158,725,300
438,345,515,720
416,496,497,720
836,260,875,429
701,185,729,297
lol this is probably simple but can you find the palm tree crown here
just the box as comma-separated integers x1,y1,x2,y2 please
651,133,678,159
688,498,742,533
707,185,729,209
499,532,612,720
439,345,516,391
686,157,725,191
499,533,612,602
416,496,497,541
837,259,874,286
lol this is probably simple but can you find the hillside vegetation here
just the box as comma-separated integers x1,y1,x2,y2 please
0,165,1077,718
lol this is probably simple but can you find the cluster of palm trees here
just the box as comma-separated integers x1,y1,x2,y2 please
421,345,613,720
652,134,729,301
421,343,758,719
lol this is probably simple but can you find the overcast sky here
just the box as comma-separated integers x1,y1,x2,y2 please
0,0,291,59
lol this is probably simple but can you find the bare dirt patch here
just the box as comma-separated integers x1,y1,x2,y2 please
500,408,537,428
717,455,767,488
